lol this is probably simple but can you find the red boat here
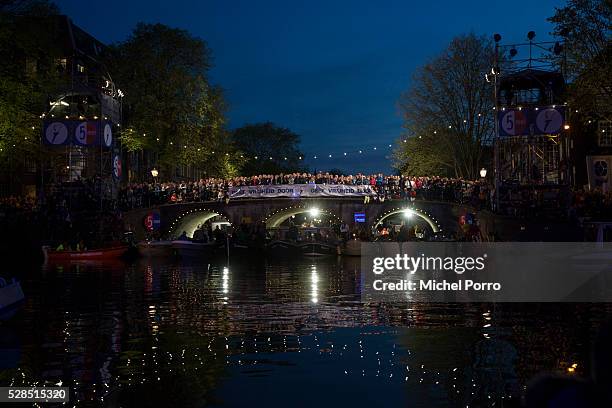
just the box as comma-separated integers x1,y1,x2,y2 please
42,245,129,262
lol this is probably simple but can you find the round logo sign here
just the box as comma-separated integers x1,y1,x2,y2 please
113,154,122,179
75,122,97,145
594,160,608,178
501,110,528,136
536,108,563,134
144,212,161,231
45,122,68,145
103,124,113,147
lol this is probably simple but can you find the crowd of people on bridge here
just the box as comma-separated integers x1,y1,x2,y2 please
2,170,612,253
117,173,493,211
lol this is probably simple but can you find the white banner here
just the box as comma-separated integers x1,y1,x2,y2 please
228,184,377,198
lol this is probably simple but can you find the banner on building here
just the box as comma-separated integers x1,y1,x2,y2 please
228,184,377,198
112,153,122,180
43,120,114,147
586,155,611,192
102,122,113,148
73,121,99,145
43,121,70,145
143,211,161,231
498,106,566,137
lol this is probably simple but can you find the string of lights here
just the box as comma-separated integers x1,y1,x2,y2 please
15,105,596,159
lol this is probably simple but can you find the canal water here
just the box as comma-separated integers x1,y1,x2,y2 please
2,256,611,407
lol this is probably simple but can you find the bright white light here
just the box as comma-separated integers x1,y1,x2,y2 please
222,267,229,294
311,266,318,304
309,208,320,217
480,168,487,178
403,209,413,218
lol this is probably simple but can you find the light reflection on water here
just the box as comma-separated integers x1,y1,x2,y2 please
1,256,610,407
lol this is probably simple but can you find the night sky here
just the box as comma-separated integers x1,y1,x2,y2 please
57,0,562,173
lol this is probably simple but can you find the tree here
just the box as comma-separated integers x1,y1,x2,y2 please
0,1,61,174
0,0,59,16
394,33,495,179
548,0,612,119
107,23,237,178
231,122,305,175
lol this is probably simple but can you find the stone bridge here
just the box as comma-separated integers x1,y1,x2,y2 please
124,198,504,241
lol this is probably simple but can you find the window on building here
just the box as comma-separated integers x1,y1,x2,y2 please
76,64,86,73
599,120,612,147
515,88,541,104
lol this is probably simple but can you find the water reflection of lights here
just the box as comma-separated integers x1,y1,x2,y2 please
311,265,319,304
222,266,230,303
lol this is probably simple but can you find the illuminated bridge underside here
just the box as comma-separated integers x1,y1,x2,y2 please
265,206,343,228
171,210,228,238
373,208,441,233
124,198,486,242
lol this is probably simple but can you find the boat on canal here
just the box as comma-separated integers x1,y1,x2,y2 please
137,240,174,257
266,240,301,254
171,240,215,258
42,245,129,262
299,241,339,257
0,278,25,320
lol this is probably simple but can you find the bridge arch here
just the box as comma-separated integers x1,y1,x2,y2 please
169,207,233,238
373,206,442,233
264,205,343,228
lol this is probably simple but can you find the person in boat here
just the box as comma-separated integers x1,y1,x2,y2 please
288,224,298,241
213,225,226,243
340,222,349,241
177,231,189,241
398,223,411,242
76,239,87,251
193,226,205,242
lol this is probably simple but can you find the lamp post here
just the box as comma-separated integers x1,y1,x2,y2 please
480,168,487,178
150,168,159,205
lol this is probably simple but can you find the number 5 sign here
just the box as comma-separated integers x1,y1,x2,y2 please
499,109,528,136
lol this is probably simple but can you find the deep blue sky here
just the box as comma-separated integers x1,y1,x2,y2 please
57,0,562,173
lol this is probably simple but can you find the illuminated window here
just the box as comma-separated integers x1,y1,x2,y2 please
77,64,85,73
599,120,612,147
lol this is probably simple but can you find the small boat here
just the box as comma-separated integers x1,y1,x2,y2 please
42,245,129,262
0,278,25,320
343,239,362,256
266,240,301,254
171,240,215,258
137,240,174,257
299,241,339,257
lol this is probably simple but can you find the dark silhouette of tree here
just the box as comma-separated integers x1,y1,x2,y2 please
548,0,612,120
232,122,305,175
0,0,58,16
0,0,61,171
107,23,238,178
394,33,495,179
